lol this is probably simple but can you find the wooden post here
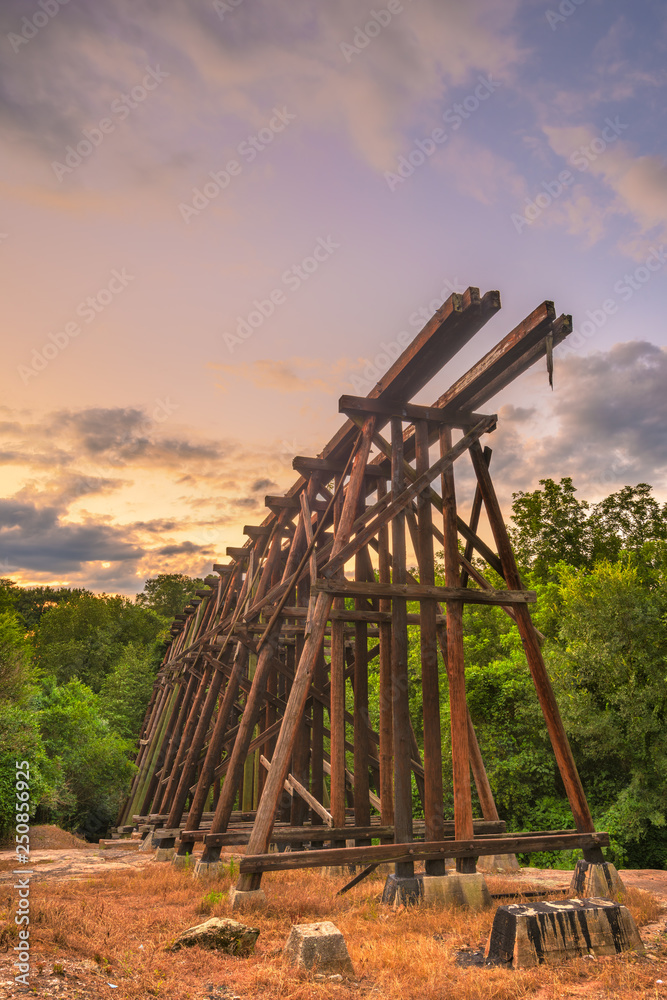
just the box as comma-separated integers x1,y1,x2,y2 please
441,425,475,872
353,491,371,843
159,663,214,823
182,643,248,837
468,439,602,862
236,418,376,891
164,663,225,832
376,477,394,836
311,649,325,826
415,420,445,875
329,472,347,845
390,416,414,878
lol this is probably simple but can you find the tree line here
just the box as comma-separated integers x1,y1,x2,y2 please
0,573,203,840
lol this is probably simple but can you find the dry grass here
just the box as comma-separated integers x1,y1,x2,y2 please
0,863,665,1000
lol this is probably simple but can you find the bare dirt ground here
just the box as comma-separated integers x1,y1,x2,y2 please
0,838,665,1000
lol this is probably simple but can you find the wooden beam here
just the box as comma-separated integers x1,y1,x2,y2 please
265,495,330,512
339,395,492,428
468,438,601,861
185,818,504,846
321,414,496,580
235,416,378,891
313,580,535,605
240,830,610,874
243,525,273,538
293,456,387,478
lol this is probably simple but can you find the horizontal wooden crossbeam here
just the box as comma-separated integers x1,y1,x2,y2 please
312,580,536,605
293,456,387,478
179,818,505,846
240,830,610,874
339,395,493,428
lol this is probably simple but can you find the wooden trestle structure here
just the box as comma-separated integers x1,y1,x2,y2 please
119,287,608,891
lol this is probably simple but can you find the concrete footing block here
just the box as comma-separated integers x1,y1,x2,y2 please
423,873,492,910
228,887,266,912
193,859,224,878
485,897,644,968
171,852,193,870
569,860,624,899
381,873,423,906
154,847,175,862
284,921,354,977
477,853,520,874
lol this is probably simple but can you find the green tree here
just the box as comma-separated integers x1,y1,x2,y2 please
14,585,92,630
98,643,159,740
0,611,55,839
509,477,592,580
35,677,136,836
550,558,667,861
135,573,206,618
34,594,167,692
590,483,667,562
0,578,19,615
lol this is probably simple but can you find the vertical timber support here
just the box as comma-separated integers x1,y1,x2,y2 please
235,418,376,892
441,425,475,873
390,416,414,879
468,438,603,863
415,420,445,875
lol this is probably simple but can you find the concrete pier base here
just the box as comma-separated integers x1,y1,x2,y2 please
381,873,423,906
171,852,194,870
228,887,266,912
477,854,520,874
283,921,354,977
154,847,175,862
485,897,644,968
569,860,624,899
422,873,492,910
193,859,224,878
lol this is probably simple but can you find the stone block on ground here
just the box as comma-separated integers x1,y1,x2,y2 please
422,873,492,910
569,860,624,899
167,917,259,956
284,921,354,977
477,853,520,873
228,887,266,911
485,897,644,968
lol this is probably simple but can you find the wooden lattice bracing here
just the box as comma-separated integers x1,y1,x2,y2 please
118,287,608,888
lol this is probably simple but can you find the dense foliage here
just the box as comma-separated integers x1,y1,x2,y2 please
0,574,194,840
2,484,667,871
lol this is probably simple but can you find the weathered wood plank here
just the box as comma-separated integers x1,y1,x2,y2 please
313,580,535,605
239,831,610,873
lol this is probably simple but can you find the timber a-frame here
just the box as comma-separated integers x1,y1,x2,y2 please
119,287,608,892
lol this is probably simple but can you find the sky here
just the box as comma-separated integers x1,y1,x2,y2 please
1,0,666,596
